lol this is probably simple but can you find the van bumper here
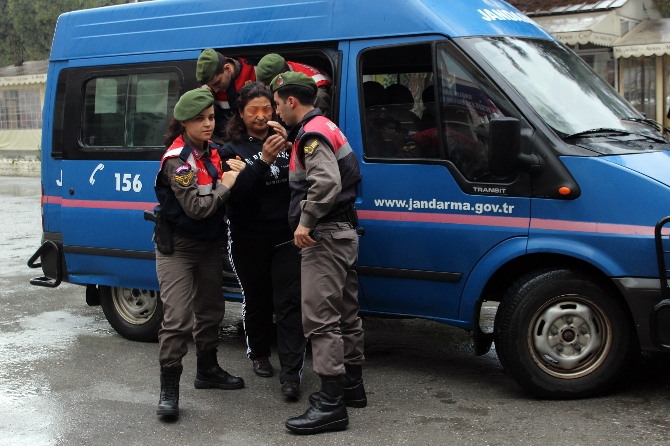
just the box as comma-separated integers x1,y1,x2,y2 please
612,277,667,351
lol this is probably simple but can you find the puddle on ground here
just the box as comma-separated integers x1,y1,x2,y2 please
0,310,99,445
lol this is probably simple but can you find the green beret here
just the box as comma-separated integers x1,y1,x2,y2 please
173,88,214,121
270,71,317,93
256,53,286,85
196,49,221,84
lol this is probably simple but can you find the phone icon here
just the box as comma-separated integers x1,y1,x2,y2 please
90,163,104,185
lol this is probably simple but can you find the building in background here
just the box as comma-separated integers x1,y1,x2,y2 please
0,61,47,160
509,0,670,126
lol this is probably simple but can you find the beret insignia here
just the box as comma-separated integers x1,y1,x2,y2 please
276,75,284,86
174,163,194,186
304,139,319,156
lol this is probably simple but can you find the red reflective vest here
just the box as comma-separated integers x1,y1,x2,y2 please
155,135,226,240
160,135,223,194
286,61,331,88
287,111,361,231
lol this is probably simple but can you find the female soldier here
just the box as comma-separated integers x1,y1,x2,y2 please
219,82,305,400
154,88,245,420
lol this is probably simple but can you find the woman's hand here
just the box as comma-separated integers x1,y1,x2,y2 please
226,156,246,172
221,170,239,190
261,133,287,163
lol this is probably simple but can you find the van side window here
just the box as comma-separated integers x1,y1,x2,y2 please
52,70,68,159
360,44,437,160
81,72,179,148
435,42,516,182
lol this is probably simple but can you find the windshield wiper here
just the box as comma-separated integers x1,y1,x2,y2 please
621,116,670,133
565,128,631,139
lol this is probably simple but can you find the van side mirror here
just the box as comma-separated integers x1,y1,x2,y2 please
489,118,540,177
489,117,520,177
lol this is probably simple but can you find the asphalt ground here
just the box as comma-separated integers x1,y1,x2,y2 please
2,176,670,446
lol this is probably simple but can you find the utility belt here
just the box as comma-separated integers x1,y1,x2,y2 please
317,203,358,227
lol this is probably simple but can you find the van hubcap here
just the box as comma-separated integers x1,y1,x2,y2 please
528,294,612,379
111,287,158,325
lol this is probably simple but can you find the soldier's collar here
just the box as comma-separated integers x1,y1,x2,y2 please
183,134,209,159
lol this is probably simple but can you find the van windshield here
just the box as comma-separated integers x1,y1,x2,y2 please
469,36,666,143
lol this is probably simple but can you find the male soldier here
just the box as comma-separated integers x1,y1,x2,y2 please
270,72,365,434
196,49,257,142
257,53,332,119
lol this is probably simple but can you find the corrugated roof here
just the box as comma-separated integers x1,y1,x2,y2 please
508,0,627,16
0,60,48,77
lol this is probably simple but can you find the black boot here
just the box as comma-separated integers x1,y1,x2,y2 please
194,349,245,390
310,364,367,408
157,365,182,419
285,375,348,434
342,364,367,408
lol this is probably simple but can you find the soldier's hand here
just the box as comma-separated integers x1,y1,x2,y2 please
268,121,287,141
221,170,239,190
294,224,316,248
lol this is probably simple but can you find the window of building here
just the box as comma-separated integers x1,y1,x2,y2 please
580,52,616,88
81,72,179,148
568,44,617,89
621,56,656,120
0,87,42,130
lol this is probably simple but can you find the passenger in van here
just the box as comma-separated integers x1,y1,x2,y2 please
218,82,306,401
256,53,332,119
196,49,258,143
271,72,365,434
366,114,407,158
154,88,245,420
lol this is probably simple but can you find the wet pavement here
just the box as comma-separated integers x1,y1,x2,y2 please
2,176,670,445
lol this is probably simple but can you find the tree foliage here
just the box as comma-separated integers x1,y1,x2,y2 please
655,0,670,17
0,0,127,67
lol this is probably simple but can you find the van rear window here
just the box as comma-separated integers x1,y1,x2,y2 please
81,72,179,148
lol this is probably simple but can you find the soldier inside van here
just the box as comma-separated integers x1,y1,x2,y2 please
196,49,258,143
255,53,332,119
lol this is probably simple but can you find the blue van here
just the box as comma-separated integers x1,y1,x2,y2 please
28,0,670,398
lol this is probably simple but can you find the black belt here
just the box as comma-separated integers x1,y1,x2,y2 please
318,214,349,224
318,208,349,224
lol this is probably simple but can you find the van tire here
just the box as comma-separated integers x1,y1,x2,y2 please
493,269,634,399
99,286,162,342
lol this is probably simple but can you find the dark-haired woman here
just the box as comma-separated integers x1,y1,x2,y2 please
154,88,245,420
220,81,305,400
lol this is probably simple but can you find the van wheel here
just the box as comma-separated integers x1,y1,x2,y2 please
493,269,634,399
99,286,162,342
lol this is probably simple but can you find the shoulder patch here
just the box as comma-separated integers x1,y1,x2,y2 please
402,141,418,151
174,163,194,187
304,139,319,156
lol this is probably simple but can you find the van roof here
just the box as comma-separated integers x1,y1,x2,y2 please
50,0,552,61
